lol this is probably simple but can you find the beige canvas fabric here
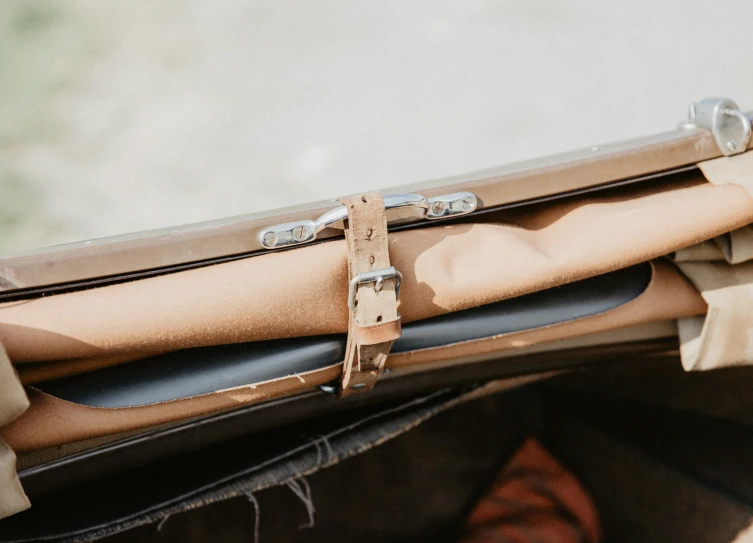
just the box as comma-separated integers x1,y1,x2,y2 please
700,151,753,196
676,152,753,265
0,440,29,520
673,151,753,371
676,262,753,371
674,228,753,265
0,174,751,372
0,344,30,519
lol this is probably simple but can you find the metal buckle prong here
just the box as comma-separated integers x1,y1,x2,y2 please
347,267,402,312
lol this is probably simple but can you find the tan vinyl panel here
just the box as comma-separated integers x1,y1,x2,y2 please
0,174,751,368
0,260,705,452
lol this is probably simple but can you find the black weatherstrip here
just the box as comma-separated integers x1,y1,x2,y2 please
393,263,651,352
37,263,652,408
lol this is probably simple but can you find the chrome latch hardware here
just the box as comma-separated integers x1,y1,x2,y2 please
680,97,751,156
347,267,402,311
259,191,478,249
426,192,477,218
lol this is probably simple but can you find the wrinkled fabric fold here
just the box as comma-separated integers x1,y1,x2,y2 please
676,152,753,265
0,176,751,368
671,151,753,371
676,261,753,371
699,150,753,197
674,227,753,265
0,344,30,520
0,440,29,520
0,260,707,452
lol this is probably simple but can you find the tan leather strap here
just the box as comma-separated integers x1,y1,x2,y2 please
340,192,401,395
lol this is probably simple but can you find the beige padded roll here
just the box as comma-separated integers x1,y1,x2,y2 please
1,175,752,372
677,261,753,371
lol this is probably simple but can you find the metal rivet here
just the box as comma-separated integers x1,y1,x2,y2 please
318,384,338,395
292,225,309,242
727,140,739,152
461,197,474,211
262,232,278,246
431,201,446,215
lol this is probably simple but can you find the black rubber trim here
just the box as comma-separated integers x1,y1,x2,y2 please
36,263,652,408
394,263,651,352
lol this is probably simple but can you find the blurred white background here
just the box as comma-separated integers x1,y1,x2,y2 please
1,0,752,253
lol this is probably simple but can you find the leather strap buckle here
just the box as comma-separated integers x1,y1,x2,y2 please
339,192,402,396
347,267,402,312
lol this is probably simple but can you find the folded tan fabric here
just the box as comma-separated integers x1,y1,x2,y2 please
677,261,753,371
0,175,750,369
0,441,29,520
670,152,753,371
0,344,30,520
0,260,707,452
674,227,753,265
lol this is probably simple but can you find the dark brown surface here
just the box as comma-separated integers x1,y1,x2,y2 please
100,392,529,543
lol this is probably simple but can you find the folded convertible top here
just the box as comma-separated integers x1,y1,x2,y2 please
1,97,753,530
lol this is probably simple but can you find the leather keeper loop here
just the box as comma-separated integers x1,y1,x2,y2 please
352,316,402,346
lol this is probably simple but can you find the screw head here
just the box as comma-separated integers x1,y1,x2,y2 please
292,225,310,242
262,231,278,247
727,140,739,153
461,197,475,211
430,201,446,216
